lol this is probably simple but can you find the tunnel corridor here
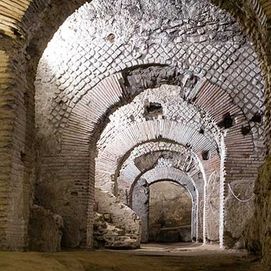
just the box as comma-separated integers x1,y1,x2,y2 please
33,0,264,251
0,0,271,270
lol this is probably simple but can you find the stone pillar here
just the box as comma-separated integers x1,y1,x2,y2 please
86,144,96,248
205,172,220,243
132,178,149,243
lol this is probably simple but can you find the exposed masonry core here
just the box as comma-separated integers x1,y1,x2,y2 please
0,0,267,259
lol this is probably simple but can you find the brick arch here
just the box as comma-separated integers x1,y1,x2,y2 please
112,139,207,242
43,82,218,250
193,80,264,247
29,0,268,253
117,149,201,201
96,125,217,244
96,119,218,190
94,79,262,247
131,167,199,242
128,157,207,243
114,139,206,193
48,75,260,250
116,146,200,201
128,151,201,203
96,84,219,150
95,84,220,191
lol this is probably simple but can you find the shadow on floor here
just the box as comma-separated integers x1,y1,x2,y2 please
0,243,263,271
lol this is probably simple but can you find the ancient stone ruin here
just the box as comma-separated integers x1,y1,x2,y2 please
0,0,271,270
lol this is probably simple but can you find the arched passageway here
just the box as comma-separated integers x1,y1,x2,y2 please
148,180,193,243
0,0,271,270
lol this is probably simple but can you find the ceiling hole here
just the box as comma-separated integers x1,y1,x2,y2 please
71,191,78,196
202,150,210,160
144,102,163,119
250,112,262,123
241,125,251,135
218,112,234,129
106,33,115,43
146,102,163,114
199,127,205,134
13,27,22,38
186,143,191,148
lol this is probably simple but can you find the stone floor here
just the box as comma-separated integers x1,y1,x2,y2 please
0,243,264,271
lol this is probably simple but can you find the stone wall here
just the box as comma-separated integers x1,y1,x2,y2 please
205,171,220,243
245,156,271,268
149,181,192,243
28,205,63,252
132,178,149,243
0,50,35,251
95,188,141,248
93,212,138,249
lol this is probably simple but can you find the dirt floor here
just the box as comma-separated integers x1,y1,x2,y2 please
0,243,265,271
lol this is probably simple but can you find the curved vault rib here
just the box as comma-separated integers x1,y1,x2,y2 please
117,149,203,202
95,119,218,191
131,166,200,241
